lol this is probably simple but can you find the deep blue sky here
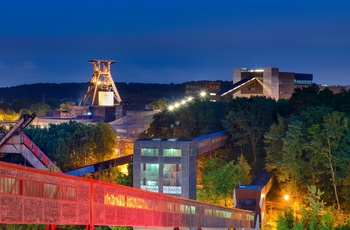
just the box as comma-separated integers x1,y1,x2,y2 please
1,1,350,87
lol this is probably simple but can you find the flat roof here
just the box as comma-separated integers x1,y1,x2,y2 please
194,130,229,141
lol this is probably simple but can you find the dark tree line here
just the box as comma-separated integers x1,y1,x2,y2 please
0,82,187,113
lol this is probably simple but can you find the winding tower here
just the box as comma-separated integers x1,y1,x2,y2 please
80,60,122,106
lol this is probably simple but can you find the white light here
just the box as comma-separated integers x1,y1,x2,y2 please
200,91,206,97
175,103,180,107
249,69,264,72
169,106,174,110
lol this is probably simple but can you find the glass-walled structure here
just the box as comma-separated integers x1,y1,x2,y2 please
133,139,197,199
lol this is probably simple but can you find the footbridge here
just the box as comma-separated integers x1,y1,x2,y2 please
65,154,133,176
0,161,256,229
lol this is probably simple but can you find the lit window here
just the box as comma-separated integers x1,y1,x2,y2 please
141,164,159,186
163,148,181,157
141,148,159,156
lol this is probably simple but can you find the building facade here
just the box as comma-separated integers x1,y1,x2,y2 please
232,67,313,100
133,138,197,200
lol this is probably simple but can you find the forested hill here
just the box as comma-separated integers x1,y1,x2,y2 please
0,82,190,112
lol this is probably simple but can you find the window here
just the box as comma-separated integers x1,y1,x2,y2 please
140,164,159,186
0,176,76,201
0,177,20,195
141,148,159,156
163,148,181,157
163,164,182,186
190,148,196,156
60,186,77,200
44,184,59,199
24,180,43,197
240,198,256,207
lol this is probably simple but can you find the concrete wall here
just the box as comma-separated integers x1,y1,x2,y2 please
263,67,279,99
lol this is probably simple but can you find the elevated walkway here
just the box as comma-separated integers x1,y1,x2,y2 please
0,161,256,229
0,114,61,172
65,154,133,176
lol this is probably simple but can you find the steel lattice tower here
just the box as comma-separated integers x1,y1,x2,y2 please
80,60,122,106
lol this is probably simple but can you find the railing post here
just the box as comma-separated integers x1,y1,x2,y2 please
45,224,57,230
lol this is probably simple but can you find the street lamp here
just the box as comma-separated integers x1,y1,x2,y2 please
284,194,290,201
283,194,296,218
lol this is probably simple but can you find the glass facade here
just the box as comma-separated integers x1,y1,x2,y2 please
294,79,313,85
141,148,159,156
140,163,159,186
163,164,182,186
163,148,181,157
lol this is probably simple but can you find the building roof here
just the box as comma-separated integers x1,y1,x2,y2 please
218,76,255,96
194,130,229,141
250,169,274,186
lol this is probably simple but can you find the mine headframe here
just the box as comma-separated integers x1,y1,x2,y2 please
80,60,122,106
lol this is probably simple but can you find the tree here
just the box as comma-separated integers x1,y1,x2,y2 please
143,99,227,139
198,155,251,206
91,120,117,162
60,101,76,110
266,106,350,211
0,108,19,121
148,97,167,110
223,96,277,172
277,120,306,197
30,103,51,116
306,111,349,210
265,114,288,172
25,121,117,171
289,84,320,112
3,109,19,121
19,109,32,116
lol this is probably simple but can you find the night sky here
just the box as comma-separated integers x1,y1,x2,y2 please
1,1,350,87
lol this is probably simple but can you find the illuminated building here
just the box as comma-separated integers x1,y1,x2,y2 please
220,67,314,100
133,138,197,199
133,131,230,200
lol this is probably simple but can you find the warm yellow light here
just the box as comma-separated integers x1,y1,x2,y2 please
284,195,290,201
200,91,206,97
118,165,128,175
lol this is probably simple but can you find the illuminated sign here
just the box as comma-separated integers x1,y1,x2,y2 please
98,92,114,106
